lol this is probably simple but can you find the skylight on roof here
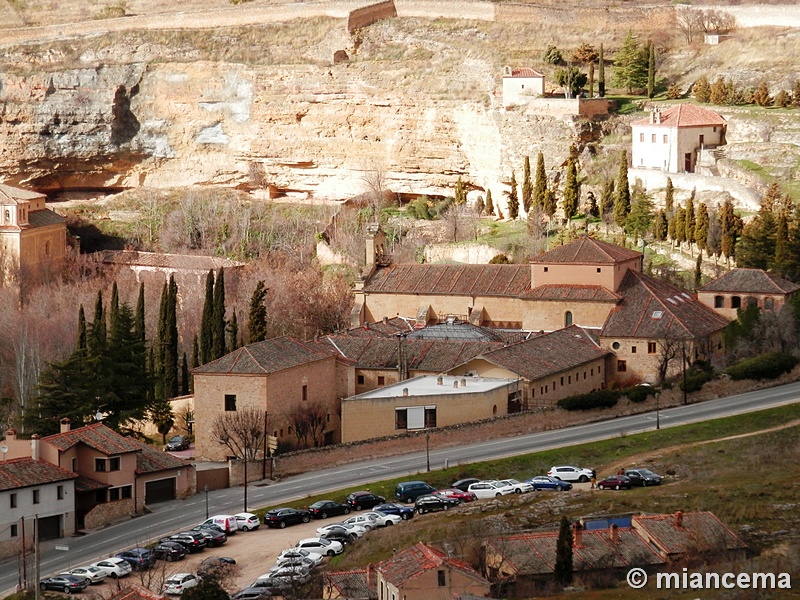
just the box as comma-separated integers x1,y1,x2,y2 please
682,292,691,299
675,295,686,303
667,298,678,305
652,310,664,319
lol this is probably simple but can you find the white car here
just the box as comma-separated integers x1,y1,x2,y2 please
316,522,367,538
342,514,379,531
362,511,402,527
548,465,594,483
60,566,107,584
163,573,200,595
467,480,516,499
276,548,323,567
269,561,314,575
296,537,343,556
234,512,261,531
497,478,534,494
256,568,311,586
91,557,132,578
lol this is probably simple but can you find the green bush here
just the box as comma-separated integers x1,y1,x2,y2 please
724,352,798,381
558,389,620,411
624,385,651,403
679,370,713,393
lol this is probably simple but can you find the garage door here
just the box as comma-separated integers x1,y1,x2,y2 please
145,478,176,504
38,515,61,541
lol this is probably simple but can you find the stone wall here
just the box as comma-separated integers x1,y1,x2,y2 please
84,498,135,530
229,459,269,486
395,0,495,20
424,243,498,264
347,0,397,33
629,168,760,211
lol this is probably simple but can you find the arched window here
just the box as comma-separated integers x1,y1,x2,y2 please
714,295,724,308
565,311,573,327
745,296,758,307
731,296,741,309
764,297,775,310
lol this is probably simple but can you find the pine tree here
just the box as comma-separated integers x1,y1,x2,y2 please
533,152,548,209
505,171,520,220
200,270,214,364
737,186,778,269
562,158,580,219
485,189,495,216
522,156,533,213
710,76,727,105
612,151,631,228
613,31,648,94
665,178,675,216
695,203,709,252
598,44,605,97
248,280,269,344
647,41,655,99
554,516,574,586
694,76,711,103
753,81,773,107
211,268,227,360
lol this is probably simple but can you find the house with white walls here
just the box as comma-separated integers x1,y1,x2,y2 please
502,66,545,106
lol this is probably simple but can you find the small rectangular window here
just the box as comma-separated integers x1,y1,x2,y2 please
302,385,308,401
224,394,237,411
568,375,571,384
121,486,132,499
617,360,627,372
543,266,549,272
10,493,17,509
631,346,637,353
663,134,668,143
438,570,446,586
424,408,437,428
560,376,564,386
596,267,601,273
395,409,408,430
639,133,644,142
95,458,106,472
357,375,365,385
648,342,657,354
651,133,656,143
10,524,18,537
109,457,120,471
377,376,385,385
32,489,40,504
95,489,106,503
57,485,64,500
109,488,120,501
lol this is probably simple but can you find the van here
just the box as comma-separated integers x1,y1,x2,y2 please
394,481,436,503
200,514,237,534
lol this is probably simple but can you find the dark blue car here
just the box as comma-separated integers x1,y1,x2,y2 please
527,475,573,492
116,547,156,570
373,502,415,520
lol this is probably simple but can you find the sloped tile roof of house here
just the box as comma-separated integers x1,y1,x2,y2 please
107,584,166,600
468,325,610,381
27,209,66,228
530,236,642,265
128,438,192,475
524,284,621,302
699,268,800,294
0,458,78,491
102,250,244,271
631,103,726,127
0,183,45,202
75,474,110,493
633,511,747,556
193,336,341,374
377,542,488,588
601,270,729,339
342,316,417,337
323,569,377,599
43,422,143,455
363,264,532,296
504,67,544,78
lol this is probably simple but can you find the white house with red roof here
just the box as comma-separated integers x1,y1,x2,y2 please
631,104,726,173
502,66,545,107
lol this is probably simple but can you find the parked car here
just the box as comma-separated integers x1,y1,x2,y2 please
415,494,460,514
276,549,323,567
527,475,573,492
395,481,437,503
91,557,132,578
373,502,415,520
625,468,662,486
200,514,238,534
161,532,207,553
60,567,107,585
307,500,351,519
319,528,356,546
342,514,379,531
40,575,89,594
258,568,311,586
316,522,367,539
231,587,273,600
497,478,534,494
436,488,478,502
264,507,312,528
235,512,261,531
194,522,224,533
116,548,156,571
296,537,344,556
548,466,593,483
361,510,402,527
190,526,227,546
467,480,516,499
271,557,318,572
153,541,188,562
164,435,190,451
163,573,201,595
344,491,386,511
451,478,481,492
597,475,633,490
198,557,237,580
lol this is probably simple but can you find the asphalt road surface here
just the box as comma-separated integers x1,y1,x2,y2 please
2,379,799,594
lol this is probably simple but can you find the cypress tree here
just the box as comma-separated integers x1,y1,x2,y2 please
544,189,558,219
154,281,169,402
675,207,687,245
211,268,227,360
92,290,106,350
248,280,269,344
562,158,580,219
612,151,631,228
454,176,467,205
134,282,145,345
522,156,533,213
77,305,87,353
192,335,200,369
694,253,703,289
600,179,615,218
653,209,668,241
696,203,709,252
533,152,548,209
485,189,495,217
684,191,696,246
720,198,739,261
200,270,214,364
665,178,675,216
772,211,789,277
554,516,574,586
229,309,239,351
110,281,120,332
598,44,605,97
180,352,190,396
668,211,678,243
164,275,179,399
505,171,520,220
647,40,655,99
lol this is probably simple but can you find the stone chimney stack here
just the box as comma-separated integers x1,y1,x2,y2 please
31,434,40,460
572,522,583,548
402,388,408,397
610,523,619,544
674,511,684,528
60,417,71,433
5,428,16,443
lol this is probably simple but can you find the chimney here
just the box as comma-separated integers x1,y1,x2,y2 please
402,388,408,397
365,563,372,587
437,376,443,385
572,522,583,548
60,417,71,433
655,108,662,124
31,434,40,460
461,378,466,387
382,316,388,324
610,523,619,544
674,511,684,528
5,428,16,442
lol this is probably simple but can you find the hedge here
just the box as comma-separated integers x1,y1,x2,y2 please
679,370,713,393
557,389,620,411
723,352,798,381
624,385,651,403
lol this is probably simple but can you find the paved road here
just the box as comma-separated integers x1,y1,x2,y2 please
2,380,799,593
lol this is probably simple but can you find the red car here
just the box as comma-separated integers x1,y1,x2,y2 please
597,475,633,490
436,488,478,502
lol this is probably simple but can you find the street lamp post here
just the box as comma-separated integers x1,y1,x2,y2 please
204,485,209,519
425,431,430,473
655,392,661,430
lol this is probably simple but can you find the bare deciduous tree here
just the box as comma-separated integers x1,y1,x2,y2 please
287,400,328,448
211,407,266,460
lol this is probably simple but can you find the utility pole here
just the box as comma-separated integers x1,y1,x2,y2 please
34,516,40,600
20,517,27,590
262,411,268,480
682,343,688,405
243,457,248,512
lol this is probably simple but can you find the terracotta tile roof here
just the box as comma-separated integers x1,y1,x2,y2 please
43,422,143,455
377,542,488,588
102,250,244,271
363,264,532,296
530,236,642,265
0,457,77,491
469,325,610,381
323,569,377,599
74,474,110,493
631,103,726,128
27,209,66,228
601,271,729,340
107,584,166,600
193,336,340,374
321,336,503,373
128,438,192,475
504,67,544,78
0,183,45,202
633,512,747,556
524,284,621,302
342,316,418,337
699,268,800,295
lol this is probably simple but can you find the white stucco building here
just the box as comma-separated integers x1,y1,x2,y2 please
631,104,726,173
502,66,545,107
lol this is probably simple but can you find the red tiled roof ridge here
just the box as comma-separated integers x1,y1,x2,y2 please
43,422,142,455
631,103,726,127
505,67,544,78
530,235,642,264
699,267,800,294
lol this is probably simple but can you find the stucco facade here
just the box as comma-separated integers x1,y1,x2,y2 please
697,268,800,321
502,66,545,107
